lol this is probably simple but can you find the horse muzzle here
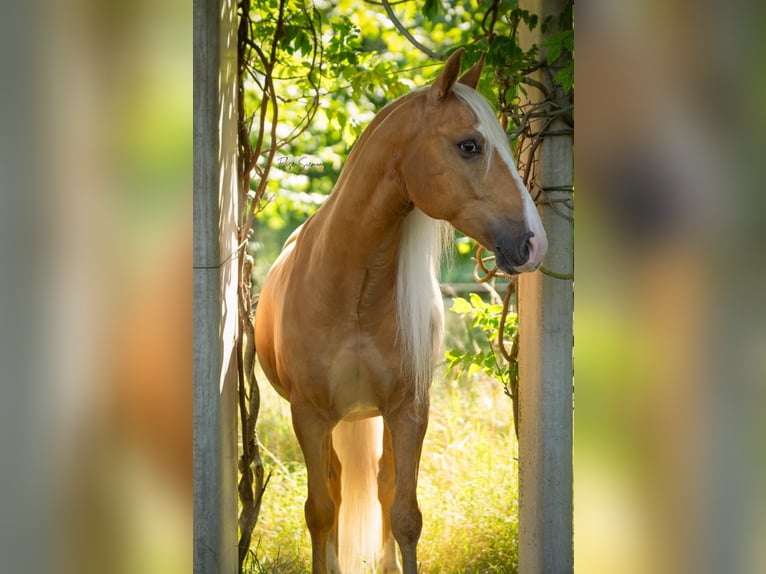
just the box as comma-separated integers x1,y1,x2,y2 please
494,228,547,275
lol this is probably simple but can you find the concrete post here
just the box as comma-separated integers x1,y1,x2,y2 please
193,0,239,571
517,0,574,572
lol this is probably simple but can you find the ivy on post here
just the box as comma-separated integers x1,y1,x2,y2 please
516,0,574,573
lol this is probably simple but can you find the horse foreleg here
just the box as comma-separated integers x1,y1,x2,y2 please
291,403,340,574
385,406,429,574
378,422,401,574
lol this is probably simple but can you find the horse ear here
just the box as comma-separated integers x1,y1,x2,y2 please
430,48,464,102
458,52,485,89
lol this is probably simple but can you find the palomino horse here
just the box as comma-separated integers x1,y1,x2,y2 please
255,49,547,574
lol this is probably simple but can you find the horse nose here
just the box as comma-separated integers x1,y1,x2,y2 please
494,229,546,273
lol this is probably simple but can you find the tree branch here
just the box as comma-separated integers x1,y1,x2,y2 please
240,0,285,243
381,0,442,60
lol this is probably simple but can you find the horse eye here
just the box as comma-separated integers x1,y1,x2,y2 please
458,139,482,156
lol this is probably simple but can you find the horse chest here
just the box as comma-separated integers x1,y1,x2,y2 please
286,325,400,419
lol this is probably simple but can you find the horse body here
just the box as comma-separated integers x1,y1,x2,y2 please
257,135,423,420
255,49,546,574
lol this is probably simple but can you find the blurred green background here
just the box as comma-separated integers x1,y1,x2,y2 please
1,0,764,573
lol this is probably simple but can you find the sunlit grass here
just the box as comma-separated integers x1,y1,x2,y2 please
245,309,518,573
418,374,518,573
244,378,311,574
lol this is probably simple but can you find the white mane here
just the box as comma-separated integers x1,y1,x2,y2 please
396,209,450,409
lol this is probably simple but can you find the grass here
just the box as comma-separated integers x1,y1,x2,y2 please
416,375,519,573
244,305,519,573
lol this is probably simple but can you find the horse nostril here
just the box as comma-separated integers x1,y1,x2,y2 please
516,231,534,265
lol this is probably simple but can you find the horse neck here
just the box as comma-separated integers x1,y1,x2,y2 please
314,94,422,271
304,92,445,408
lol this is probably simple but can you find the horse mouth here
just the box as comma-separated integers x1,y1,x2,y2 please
494,247,542,275
493,247,520,275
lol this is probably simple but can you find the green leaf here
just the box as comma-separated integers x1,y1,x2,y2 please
450,297,473,316
423,0,439,21
487,35,519,66
563,30,574,53
467,362,483,378
487,303,504,315
295,30,311,55
541,14,554,34
544,35,562,64
281,24,298,46
554,64,574,93
468,292,484,309
445,349,465,369
517,9,537,31
543,30,572,65
445,349,462,361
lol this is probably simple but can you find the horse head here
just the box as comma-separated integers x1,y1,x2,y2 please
399,49,548,274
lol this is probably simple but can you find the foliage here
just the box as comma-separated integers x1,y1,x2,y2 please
245,0,575,287
446,293,518,398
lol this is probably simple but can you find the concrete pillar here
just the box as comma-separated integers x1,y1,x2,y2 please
193,0,239,571
517,0,574,572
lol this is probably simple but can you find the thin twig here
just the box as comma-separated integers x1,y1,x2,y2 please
539,266,573,280
497,280,516,363
473,244,501,283
381,0,442,60
481,0,501,39
240,0,286,244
